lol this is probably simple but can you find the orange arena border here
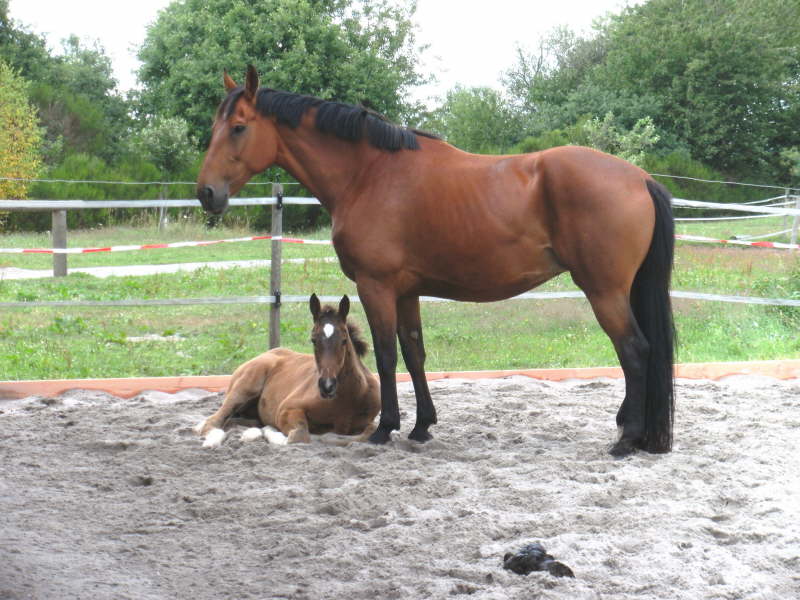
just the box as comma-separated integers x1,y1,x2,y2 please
2,359,799,400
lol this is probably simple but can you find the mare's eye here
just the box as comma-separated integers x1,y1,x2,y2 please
232,124,246,135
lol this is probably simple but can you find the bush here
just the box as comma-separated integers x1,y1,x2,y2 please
7,153,163,231
641,151,770,215
0,59,42,227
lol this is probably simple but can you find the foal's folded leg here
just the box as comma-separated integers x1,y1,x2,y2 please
278,408,312,444
196,372,265,445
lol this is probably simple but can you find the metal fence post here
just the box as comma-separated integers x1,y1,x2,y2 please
269,183,284,349
52,210,67,277
158,185,168,231
783,188,789,231
791,190,800,247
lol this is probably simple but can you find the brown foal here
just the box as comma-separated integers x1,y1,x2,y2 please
196,294,379,446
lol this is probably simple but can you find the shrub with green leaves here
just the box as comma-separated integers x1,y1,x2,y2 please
0,59,42,203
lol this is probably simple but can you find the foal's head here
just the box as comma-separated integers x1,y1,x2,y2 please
309,294,367,399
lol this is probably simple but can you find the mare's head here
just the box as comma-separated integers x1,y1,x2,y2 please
309,293,368,399
197,65,277,215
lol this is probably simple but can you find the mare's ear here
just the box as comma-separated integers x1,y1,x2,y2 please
223,71,238,92
244,64,259,102
338,295,350,320
309,293,321,320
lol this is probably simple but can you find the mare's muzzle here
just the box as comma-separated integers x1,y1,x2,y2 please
318,377,337,399
197,185,229,215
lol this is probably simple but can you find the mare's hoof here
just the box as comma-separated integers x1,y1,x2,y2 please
408,427,433,443
368,427,393,445
609,438,639,457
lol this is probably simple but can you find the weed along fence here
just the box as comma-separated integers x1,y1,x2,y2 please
3,180,800,356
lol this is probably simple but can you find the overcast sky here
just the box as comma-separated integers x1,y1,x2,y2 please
8,0,634,102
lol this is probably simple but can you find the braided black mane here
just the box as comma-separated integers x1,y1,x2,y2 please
221,87,436,152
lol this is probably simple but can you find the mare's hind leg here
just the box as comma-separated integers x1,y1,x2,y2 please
398,296,437,442
584,291,650,457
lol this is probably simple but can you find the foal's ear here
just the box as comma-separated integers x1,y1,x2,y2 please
244,64,259,102
309,293,321,320
338,295,350,320
223,71,238,92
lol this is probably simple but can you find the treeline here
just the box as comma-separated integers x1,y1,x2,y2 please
2,0,800,231
422,0,800,208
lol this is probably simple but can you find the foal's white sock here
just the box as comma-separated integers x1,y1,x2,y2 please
263,426,288,445
240,427,264,442
202,428,226,448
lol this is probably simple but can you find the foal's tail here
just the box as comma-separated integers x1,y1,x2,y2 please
631,179,676,453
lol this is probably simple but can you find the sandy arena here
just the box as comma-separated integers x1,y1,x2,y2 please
2,376,799,599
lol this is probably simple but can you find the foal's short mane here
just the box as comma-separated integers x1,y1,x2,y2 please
318,305,369,357
222,87,437,152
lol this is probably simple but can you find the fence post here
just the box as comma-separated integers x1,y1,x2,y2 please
269,183,284,349
52,210,67,277
783,188,789,231
158,185,168,231
791,190,800,247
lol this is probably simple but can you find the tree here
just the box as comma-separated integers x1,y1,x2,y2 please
504,26,607,119
1,4,132,166
29,36,131,163
423,86,522,154
586,0,800,178
137,0,427,143
581,112,659,166
0,0,51,82
0,59,42,201
127,116,198,176
503,0,800,181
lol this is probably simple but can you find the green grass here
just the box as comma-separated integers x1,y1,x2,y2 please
675,213,797,242
2,219,799,380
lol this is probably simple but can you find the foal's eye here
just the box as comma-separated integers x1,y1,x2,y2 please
232,124,246,135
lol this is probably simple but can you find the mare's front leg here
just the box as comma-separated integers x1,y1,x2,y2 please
357,279,400,444
398,296,436,442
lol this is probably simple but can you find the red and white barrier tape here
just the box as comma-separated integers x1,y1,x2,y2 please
2,232,797,254
675,234,800,250
0,234,332,254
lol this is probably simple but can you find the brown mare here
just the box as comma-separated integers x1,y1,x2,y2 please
197,66,675,456
195,294,379,446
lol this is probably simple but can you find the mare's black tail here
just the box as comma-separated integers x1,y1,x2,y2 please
630,179,676,453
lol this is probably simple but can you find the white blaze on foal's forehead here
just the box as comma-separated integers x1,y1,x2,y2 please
322,323,335,338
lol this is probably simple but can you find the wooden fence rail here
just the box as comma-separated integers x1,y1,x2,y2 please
2,186,311,348
5,191,800,348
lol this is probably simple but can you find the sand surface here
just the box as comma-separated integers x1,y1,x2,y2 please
2,376,799,599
